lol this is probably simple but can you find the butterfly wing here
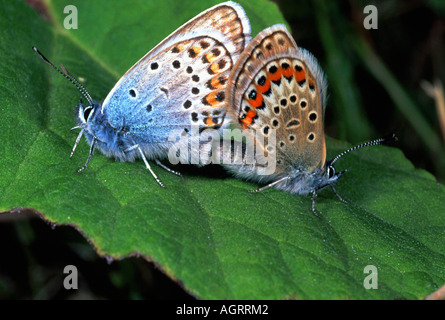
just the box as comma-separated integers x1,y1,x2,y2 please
101,1,251,144
224,24,328,182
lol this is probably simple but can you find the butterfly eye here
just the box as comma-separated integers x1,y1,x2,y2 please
83,106,94,122
327,165,335,178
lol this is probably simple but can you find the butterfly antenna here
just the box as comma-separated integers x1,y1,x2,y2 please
60,64,94,104
32,46,94,106
329,134,397,166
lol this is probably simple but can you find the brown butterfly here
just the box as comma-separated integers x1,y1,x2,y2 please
218,24,395,216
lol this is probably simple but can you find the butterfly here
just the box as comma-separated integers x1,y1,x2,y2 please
217,24,395,216
33,1,251,188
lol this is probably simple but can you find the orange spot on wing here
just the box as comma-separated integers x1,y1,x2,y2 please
204,93,217,107
210,63,220,74
282,66,293,78
257,78,271,94
192,46,202,54
246,110,257,118
241,116,253,126
295,68,306,83
205,52,217,63
205,118,215,125
268,68,282,82
211,77,224,89
204,92,224,107
249,94,263,108
308,78,315,88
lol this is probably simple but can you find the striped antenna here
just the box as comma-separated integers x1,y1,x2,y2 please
329,134,397,166
32,46,93,106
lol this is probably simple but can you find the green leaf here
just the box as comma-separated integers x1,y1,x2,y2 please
1,0,444,299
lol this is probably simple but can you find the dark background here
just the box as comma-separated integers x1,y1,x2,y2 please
1,0,444,299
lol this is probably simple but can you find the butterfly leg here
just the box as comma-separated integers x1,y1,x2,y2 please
135,146,166,189
155,159,181,176
123,144,139,153
70,128,85,158
75,137,96,173
311,190,320,218
247,176,289,193
330,184,348,204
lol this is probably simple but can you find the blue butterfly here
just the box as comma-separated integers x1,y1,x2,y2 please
34,1,251,188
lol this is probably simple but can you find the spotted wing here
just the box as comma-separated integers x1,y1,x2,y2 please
225,24,328,178
100,2,251,144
